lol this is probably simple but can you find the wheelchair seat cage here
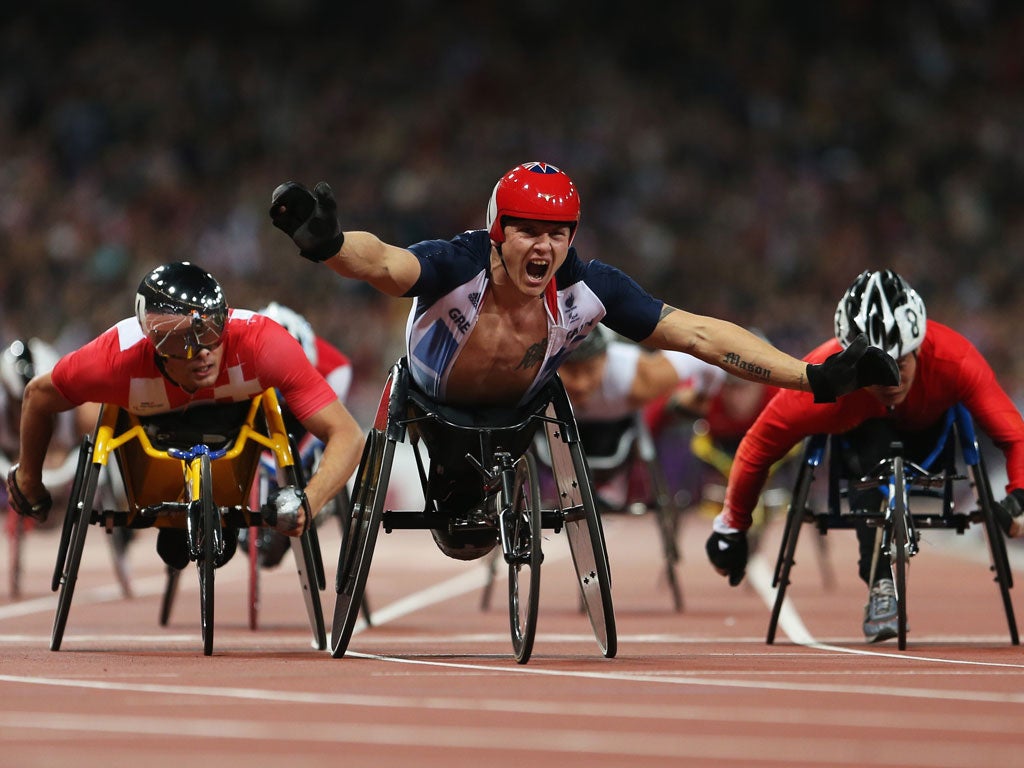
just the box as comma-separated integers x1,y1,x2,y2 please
50,388,327,655
331,357,618,664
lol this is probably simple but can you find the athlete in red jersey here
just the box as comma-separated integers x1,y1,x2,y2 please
251,301,355,568
706,270,1024,642
7,263,363,570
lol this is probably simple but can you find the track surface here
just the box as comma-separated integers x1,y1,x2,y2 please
3,511,1024,767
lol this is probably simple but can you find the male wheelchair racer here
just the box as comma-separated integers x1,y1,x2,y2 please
50,388,326,655
767,403,1018,650
332,357,617,664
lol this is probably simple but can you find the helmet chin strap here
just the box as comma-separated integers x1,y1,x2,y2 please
495,243,512,281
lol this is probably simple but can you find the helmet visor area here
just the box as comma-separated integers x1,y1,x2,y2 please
145,311,225,359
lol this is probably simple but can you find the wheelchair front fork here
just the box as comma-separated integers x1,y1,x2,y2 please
466,450,525,566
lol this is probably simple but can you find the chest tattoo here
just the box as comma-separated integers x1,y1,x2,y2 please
516,338,548,370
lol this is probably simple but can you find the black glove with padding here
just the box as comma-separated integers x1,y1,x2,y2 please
705,530,748,586
269,181,345,262
805,334,900,403
994,488,1024,538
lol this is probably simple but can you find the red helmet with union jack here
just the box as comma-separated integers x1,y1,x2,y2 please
485,161,581,245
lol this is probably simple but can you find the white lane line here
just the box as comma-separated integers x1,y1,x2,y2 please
746,553,1024,667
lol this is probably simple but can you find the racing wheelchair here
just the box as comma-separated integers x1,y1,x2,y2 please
331,357,617,664
767,403,1018,650
50,388,326,655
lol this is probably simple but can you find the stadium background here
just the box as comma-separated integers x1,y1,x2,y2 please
2,0,1022,424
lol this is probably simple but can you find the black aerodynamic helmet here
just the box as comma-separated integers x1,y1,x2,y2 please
835,269,927,359
135,262,228,359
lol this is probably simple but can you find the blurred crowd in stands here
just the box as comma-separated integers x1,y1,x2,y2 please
2,0,1023,422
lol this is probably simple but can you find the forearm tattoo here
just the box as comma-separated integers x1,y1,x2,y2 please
659,304,676,321
517,338,548,370
722,352,772,381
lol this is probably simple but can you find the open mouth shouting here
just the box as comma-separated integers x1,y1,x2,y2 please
525,258,549,286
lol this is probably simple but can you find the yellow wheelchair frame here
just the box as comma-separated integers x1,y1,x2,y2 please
50,388,326,655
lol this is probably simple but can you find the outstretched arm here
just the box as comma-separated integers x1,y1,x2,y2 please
269,181,421,297
643,307,809,390
643,306,899,402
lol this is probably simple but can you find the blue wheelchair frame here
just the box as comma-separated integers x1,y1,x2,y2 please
767,404,1017,649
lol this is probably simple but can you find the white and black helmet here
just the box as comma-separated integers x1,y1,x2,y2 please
0,338,59,399
259,302,318,366
835,270,927,359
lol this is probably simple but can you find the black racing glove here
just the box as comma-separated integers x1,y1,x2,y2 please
705,530,748,586
6,464,52,523
269,181,345,263
261,485,310,536
994,488,1024,538
805,334,900,403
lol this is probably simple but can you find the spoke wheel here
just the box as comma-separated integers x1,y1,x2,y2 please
331,429,390,658
198,453,216,656
891,456,910,651
51,460,101,651
507,452,542,664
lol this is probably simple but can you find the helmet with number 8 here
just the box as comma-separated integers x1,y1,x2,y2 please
835,270,927,359
135,262,228,360
486,161,581,245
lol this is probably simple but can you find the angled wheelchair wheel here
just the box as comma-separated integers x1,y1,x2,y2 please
51,451,102,651
9,512,24,599
506,452,542,664
331,428,392,658
197,452,217,656
280,457,327,651
972,453,1019,644
564,440,617,659
647,457,683,612
767,451,816,644
52,436,93,593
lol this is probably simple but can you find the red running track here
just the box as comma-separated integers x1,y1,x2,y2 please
2,509,1024,767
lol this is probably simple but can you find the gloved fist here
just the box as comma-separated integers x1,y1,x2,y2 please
995,488,1024,538
261,485,310,536
269,181,345,263
805,334,900,403
6,464,52,523
705,530,748,586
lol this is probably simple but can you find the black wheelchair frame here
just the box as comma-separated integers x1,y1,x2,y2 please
50,389,326,655
768,403,1018,650
331,357,617,664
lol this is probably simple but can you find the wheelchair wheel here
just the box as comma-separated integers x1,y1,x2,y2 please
247,526,260,630
51,456,102,651
767,453,815,644
52,436,93,593
647,457,683,612
506,452,542,664
198,452,216,656
331,429,391,658
280,458,327,651
159,566,180,627
8,513,24,599
972,453,1019,644
564,440,617,658
890,456,910,651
